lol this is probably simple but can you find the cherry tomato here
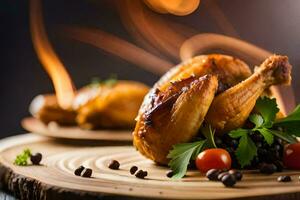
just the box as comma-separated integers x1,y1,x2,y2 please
283,143,300,169
195,148,231,173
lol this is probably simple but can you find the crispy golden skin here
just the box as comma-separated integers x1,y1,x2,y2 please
206,55,292,134
29,94,77,125
157,54,251,92
133,75,218,164
133,54,252,164
30,81,149,129
76,81,149,129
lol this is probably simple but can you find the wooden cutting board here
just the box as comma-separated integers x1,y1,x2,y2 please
1,134,300,200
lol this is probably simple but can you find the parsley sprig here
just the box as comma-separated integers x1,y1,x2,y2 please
229,97,299,167
167,140,206,179
167,124,216,179
14,148,32,166
89,75,118,88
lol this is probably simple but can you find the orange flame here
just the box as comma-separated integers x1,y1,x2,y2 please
61,26,173,75
30,0,75,109
144,0,200,16
118,0,196,61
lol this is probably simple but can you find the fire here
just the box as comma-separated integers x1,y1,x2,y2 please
61,26,173,75
30,0,292,114
118,0,196,61
30,0,75,109
144,0,200,16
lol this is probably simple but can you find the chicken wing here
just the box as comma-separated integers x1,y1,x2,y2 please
133,75,218,164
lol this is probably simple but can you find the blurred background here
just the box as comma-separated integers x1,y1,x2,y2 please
0,0,299,138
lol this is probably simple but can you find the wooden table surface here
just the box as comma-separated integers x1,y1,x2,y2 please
2,134,300,200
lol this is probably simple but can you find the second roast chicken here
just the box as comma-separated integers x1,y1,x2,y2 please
30,80,149,129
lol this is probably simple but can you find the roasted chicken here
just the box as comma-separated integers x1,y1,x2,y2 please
75,81,149,129
134,54,254,164
30,80,149,129
133,54,292,165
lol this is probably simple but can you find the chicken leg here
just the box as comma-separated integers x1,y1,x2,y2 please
205,55,292,134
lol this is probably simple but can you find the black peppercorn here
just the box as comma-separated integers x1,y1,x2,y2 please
251,133,263,142
259,163,277,174
228,169,243,181
221,174,236,187
74,166,85,176
274,144,281,151
277,176,292,182
130,166,138,175
206,169,222,181
214,137,223,147
30,153,42,165
274,161,283,172
256,142,263,148
143,171,148,177
82,168,93,178
258,148,268,157
166,170,174,178
135,170,147,179
275,138,283,145
108,160,120,170
229,139,239,149
218,171,229,181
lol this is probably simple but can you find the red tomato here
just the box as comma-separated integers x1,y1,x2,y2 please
195,148,231,173
283,143,300,169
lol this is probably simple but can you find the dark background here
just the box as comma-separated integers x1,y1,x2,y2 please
1,0,299,138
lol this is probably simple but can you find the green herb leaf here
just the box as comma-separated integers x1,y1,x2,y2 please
103,78,117,87
266,129,297,144
276,105,300,123
229,128,257,167
249,114,264,129
274,105,300,136
201,124,216,148
229,129,249,138
257,128,274,145
89,75,118,88
90,77,101,86
230,97,299,168
235,134,257,168
167,140,206,179
282,123,300,136
255,97,279,128
14,148,32,166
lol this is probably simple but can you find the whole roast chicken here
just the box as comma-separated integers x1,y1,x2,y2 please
30,80,149,129
133,54,292,165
